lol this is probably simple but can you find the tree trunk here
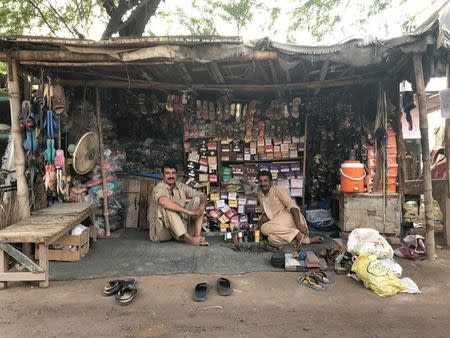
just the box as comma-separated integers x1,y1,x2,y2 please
413,53,435,261
8,60,30,221
101,0,162,39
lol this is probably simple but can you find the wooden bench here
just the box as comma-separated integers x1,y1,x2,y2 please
0,202,97,289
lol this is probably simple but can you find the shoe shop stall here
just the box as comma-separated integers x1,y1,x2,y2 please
0,29,448,263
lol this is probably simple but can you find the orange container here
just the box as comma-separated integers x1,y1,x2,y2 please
388,132,396,147
386,183,397,192
388,164,398,176
340,160,366,193
387,175,397,184
387,154,397,166
387,145,397,154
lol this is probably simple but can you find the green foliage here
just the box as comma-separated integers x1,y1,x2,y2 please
0,0,97,37
287,0,439,42
0,62,7,75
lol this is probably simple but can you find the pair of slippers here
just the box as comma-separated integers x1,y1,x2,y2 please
103,278,138,305
193,278,232,302
297,271,333,291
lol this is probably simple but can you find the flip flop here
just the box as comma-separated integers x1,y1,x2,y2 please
297,275,327,291
193,282,209,302
116,284,138,306
310,271,333,284
103,278,136,296
217,278,232,296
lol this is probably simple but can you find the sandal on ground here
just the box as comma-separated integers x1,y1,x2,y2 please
310,271,333,284
193,282,209,302
103,278,136,296
116,284,138,306
217,278,232,296
297,275,327,291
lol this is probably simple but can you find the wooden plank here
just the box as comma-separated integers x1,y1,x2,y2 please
314,60,330,95
38,243,49,288
0,249,8,289
59,74,387,92
176,63,193,85
125,179,140,228
339,193,401,235
0,243,43,273
305,251,320,268
0,272,46,282
138,181,150,229
32,202,95,215
90,212,97,242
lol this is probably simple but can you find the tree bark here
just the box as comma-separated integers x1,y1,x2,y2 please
101,0,162,39
413,53,435,261
8,60,30,221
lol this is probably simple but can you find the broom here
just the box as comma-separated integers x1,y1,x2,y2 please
0,190,21,230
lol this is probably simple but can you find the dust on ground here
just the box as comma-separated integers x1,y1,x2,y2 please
1,248,450,338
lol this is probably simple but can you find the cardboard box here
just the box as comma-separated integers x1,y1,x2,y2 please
199,173,209,182
210,192,220,201
290,188,303,197
35,228,89,262
228,199,238,208
290,178,303,188
215,199,226,208
278,179,290,190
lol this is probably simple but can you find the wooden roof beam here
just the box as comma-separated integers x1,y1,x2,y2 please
256,61,271,83
208,62,225,83
314,61,330,95
175,62,193,85
268,60,283,98
0,50,277,64
59,74,387,92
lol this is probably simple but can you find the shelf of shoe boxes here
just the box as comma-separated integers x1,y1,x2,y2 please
184,135,305,240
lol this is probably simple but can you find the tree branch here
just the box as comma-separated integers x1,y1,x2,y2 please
101,0,161,39
44,0,85,39
26,0,58,37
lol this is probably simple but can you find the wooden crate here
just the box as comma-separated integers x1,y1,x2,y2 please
338,192,401,235
35,228,89,261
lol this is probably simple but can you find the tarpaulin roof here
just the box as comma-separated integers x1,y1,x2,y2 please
0,6,447,98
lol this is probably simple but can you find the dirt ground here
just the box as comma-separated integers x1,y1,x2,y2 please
1,249,450,338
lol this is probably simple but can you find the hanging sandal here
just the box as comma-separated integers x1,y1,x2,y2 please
297,274,327,291
116,284,138,306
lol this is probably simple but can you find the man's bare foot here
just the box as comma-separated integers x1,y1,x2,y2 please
183,234,209,246
309,236,324,244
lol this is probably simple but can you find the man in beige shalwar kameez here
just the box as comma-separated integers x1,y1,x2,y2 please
257,170,323,247
148,163,208,246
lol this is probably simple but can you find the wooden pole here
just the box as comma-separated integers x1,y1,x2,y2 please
8,60,31,256
95,88,111,237
60,75,387,92
444,64,450,246
413,53,435,260
7,60,30,220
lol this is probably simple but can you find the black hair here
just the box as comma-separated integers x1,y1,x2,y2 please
161,162,178,172
257,170,272,181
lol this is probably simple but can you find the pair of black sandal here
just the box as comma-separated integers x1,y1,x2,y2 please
193,278,232,302
103,278,138,305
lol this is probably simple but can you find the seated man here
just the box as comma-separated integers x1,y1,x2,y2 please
257,170,322,247
148,162,208,246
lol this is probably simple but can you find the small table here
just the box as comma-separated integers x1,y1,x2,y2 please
0,203,96,289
